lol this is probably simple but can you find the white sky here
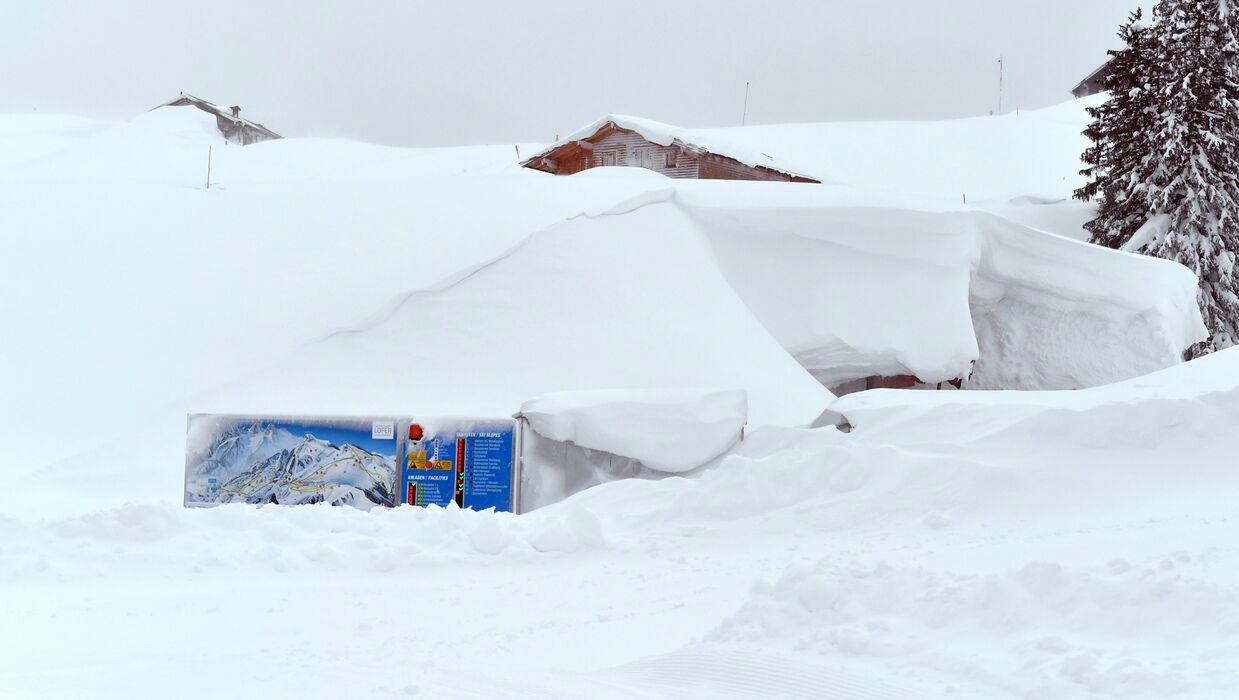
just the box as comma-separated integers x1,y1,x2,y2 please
1,0,1151,147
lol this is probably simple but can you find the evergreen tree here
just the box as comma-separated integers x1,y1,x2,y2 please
1144,0,1239,355
1075,10,1158,249
1080,0,1239,356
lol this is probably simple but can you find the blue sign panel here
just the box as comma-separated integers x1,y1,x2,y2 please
402,419,516,512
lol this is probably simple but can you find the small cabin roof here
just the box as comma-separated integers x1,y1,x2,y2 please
521,114,820,182
1072,60,1115,95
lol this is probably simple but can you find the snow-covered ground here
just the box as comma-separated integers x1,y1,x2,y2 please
1,100,1235,699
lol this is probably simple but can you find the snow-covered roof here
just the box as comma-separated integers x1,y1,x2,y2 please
522,114,820,182
516,388,748,473
153,93,281,139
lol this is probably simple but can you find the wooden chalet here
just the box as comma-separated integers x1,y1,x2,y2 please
154,93,281,145
521,116,819,183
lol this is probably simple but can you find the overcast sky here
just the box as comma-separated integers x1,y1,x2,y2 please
2,0,1151,147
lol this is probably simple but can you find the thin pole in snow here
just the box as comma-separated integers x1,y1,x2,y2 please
742,81,751,126
997,55,1004,115
206,146,212,189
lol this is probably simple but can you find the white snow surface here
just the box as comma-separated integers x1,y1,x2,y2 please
518,388,748,473
1,99,1235,699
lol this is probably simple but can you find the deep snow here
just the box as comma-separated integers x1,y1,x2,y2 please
1,99,1235,699
4,348,1237,698
518,388,748,474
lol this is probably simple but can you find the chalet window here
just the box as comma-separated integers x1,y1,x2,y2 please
602,152,616,167
666,151,677,168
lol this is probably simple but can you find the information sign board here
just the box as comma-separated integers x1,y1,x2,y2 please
184,415,402,508
403,418,517,512
186,415,518,512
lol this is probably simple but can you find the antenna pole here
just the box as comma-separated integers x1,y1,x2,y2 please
206,145,212,189
742,81,750,126
997,56,1004,115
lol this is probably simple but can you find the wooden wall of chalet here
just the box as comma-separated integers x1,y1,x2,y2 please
536,124,815,182
554,126,699,178
697,152,814,182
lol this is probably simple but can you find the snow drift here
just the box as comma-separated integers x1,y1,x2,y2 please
678,183,1205,390
518,388,747,473
516,388,748,511
197,196,831,428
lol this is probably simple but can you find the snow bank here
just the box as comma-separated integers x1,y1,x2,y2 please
198,199,829,429
677,183,1206,389
515,388,748,511
830,345,1239,449
518,388,747,473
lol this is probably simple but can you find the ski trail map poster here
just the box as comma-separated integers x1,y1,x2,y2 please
185,415,401,508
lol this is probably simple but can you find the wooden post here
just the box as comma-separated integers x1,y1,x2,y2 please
206,146,212,189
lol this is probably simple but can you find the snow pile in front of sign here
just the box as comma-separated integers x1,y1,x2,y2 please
677,183,1206,390
519,388,747,473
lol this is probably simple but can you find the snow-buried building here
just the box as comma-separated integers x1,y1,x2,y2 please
522,115,820,183
152,93,281,145
673,182,1207,395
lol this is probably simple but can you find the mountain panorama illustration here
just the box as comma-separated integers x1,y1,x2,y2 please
186,421,399,507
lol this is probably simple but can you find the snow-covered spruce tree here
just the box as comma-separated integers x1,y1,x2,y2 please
1083,0,1239,356
1075,9,1158,249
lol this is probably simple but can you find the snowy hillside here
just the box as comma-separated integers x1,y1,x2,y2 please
1,99,1234,699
